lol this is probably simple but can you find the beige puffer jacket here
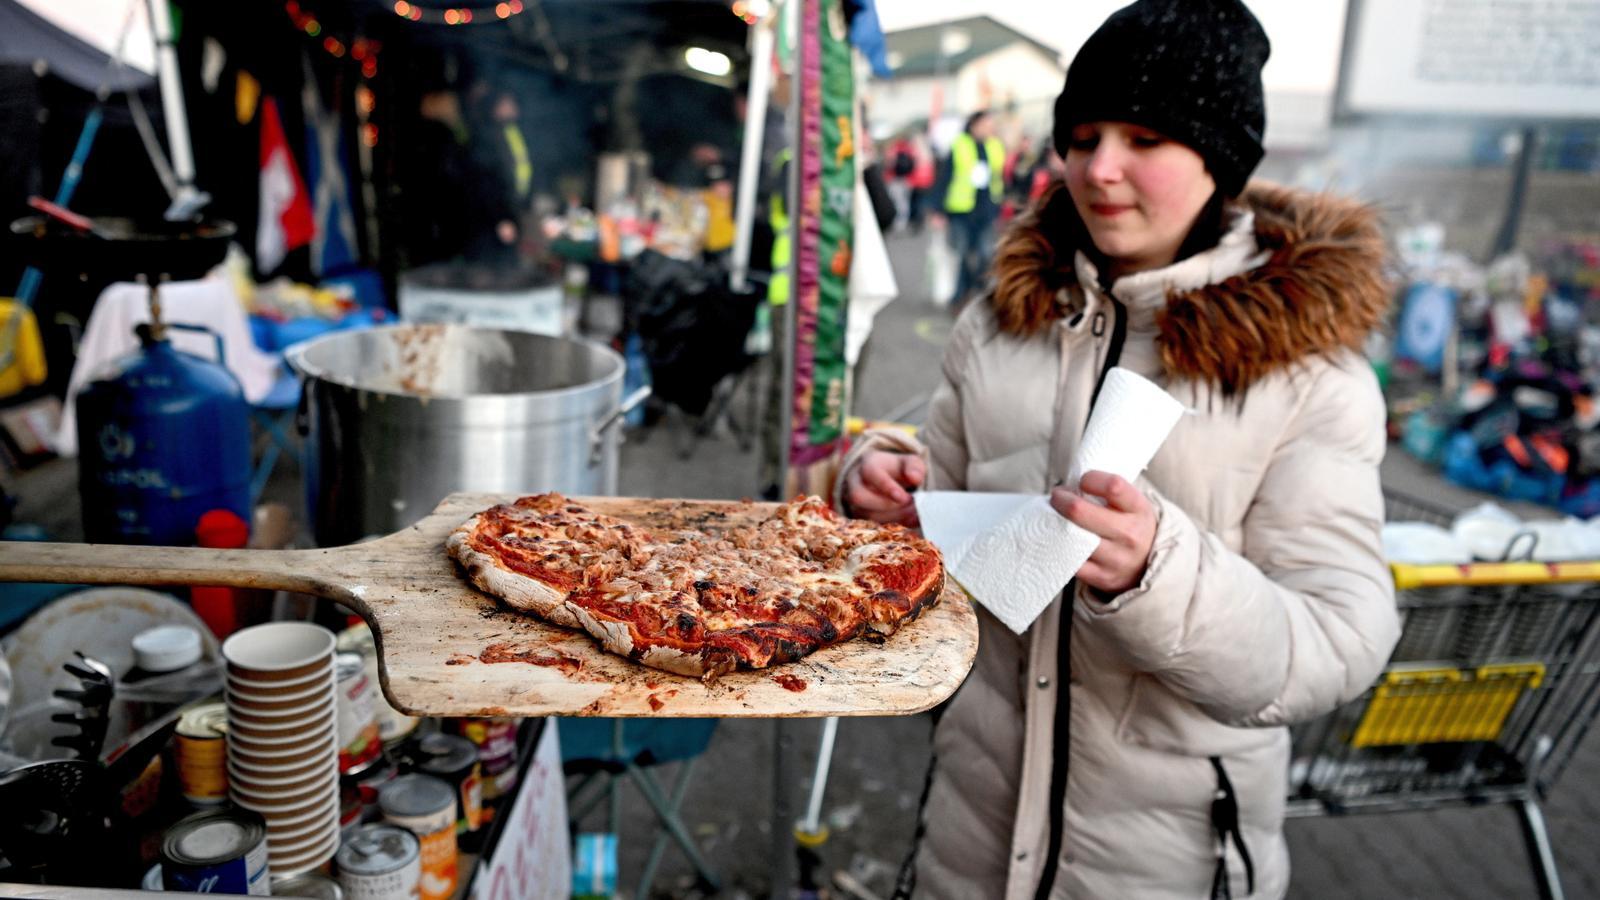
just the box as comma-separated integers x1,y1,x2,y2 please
840,184,1401,899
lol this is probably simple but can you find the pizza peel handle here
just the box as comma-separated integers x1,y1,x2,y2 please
0,539,373,607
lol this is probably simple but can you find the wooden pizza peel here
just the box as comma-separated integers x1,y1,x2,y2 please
0,494,979,718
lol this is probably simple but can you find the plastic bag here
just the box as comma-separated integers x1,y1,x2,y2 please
925,232,956,307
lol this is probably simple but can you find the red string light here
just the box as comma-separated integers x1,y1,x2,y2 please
284,1,380,76
391,1,524,24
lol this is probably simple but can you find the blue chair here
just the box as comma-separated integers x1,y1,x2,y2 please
248,369,301,505
560,718,720,895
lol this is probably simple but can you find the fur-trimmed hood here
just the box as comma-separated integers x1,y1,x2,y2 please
990,181,1391,395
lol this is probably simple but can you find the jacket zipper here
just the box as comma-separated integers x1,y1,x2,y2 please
1033,295,1125,900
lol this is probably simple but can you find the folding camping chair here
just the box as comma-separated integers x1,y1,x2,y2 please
561,717,720,896
624,251,761,459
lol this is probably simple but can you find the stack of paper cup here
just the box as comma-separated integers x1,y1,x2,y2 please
222,622,340,876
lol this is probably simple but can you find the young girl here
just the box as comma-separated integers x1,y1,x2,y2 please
840,1,1400,897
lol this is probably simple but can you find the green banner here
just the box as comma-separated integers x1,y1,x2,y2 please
789,0,853,468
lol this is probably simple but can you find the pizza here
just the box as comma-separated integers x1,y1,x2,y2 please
445,494,944,679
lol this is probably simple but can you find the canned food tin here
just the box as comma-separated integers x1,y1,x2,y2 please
175,703,230,806
160,808,271,895
454,718,518,806
336,824,421,900
350,754,398,814
407,733,482,842
378,774,458,900
337,623,421,746
335,652,383,776
272,871,345,900
339,780,365,839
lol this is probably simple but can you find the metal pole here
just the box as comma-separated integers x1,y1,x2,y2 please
772,3,806,888
777,0,803,497
1516,798,1566,900
1490,126,1538,259
770,719,797,898
730,13,776,292
145,0,209,219
800,716,838,835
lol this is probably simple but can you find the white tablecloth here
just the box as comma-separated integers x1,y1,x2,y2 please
53,277,281,457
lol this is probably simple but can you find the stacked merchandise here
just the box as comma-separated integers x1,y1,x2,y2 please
1390,236,1600,515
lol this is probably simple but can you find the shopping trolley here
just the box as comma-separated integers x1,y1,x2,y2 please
1287,490,1600,900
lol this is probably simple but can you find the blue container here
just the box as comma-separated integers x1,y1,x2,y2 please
75,328,252,545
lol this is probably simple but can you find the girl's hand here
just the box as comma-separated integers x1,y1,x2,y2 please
844,451,926,526
1051,471,1157,595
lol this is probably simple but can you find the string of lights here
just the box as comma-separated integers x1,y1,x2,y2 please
390,0,526,25
284,1,381,77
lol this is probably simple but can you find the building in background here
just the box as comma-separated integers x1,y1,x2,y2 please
868,16,1063,146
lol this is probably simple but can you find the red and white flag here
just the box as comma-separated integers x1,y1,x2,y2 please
257,97,314,273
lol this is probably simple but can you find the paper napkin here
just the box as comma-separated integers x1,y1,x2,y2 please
914,368,1186,634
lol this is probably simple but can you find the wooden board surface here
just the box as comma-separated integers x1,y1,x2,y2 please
0,494,980,718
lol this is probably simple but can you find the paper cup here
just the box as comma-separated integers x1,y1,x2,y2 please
226,678,335,711
228,724,335,758
267,809,339,849
229,736,336,769
268,826,339,860
228,748,336,781
234,779,338,815
229,763,337,798
233,778,337,812
223,623,336,683
227,714,334,745
227,752,336,786
257,794,340,832
269,835,337,875
226,665,334,698
228,703,335,732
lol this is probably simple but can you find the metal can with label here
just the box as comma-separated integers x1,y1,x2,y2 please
174,703,230,806
378,774,458,900
160,808,271,896
272,871,345,900
335,651,383,776
452,717,518,810
335,824,420,900
405,733,483,848
337,623,421,747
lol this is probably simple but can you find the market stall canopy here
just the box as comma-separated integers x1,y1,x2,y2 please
0,0,155,92
387,0,748,82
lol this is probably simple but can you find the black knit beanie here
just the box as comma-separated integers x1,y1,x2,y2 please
1052,0,1270,196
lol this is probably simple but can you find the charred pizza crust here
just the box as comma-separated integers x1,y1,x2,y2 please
446,494,944,679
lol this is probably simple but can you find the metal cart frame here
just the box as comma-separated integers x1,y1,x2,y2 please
1286,491,1600,900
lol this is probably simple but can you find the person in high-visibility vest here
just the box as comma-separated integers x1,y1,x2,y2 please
931,109,1005,307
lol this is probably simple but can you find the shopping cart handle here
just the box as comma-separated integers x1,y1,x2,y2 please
1391,560,1600,590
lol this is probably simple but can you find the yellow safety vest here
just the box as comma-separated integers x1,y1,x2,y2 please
768,149,792,306
943,133,1004,214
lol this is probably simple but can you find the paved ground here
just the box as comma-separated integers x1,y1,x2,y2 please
7,220,1600,899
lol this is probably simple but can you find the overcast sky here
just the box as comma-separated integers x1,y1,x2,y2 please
873,0,1349,94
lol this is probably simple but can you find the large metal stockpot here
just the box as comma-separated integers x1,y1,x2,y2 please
286,324,646,547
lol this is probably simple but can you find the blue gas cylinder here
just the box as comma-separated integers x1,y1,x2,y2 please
75,325,252,545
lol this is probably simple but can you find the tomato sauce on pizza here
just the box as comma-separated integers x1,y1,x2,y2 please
446,494,944,679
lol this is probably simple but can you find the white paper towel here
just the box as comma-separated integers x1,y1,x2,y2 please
1067,367,1189,492
915,368,1186,634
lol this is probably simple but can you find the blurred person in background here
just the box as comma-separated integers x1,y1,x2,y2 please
399,86,475,267
886,130,918,229
905,130,937,233
839,0,1400,897
468,87,536,266
694,144,737,258
1003,133,1038,218
932,109,1005,307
